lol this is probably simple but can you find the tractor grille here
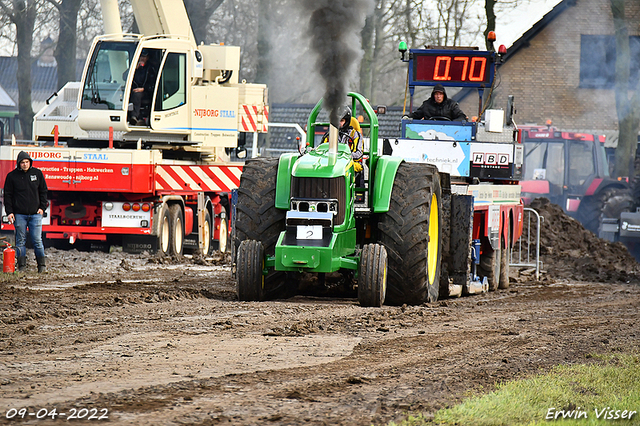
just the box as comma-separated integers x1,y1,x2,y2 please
291,177,346,225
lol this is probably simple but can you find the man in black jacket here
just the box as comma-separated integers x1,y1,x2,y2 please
410,84,468,121
4,151,48,272
129,49,156,126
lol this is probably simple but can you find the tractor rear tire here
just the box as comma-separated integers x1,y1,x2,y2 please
499,223,510,289
378,163,442,305
479,239,500,291
358,244,388,307
235,158,291,300
237,240,264,301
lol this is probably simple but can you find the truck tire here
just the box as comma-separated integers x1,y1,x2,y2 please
169,204,184,257
217,206,229,253
499,223,510,289
577,187,633,234
237,240,264,301
479,240,500,291
235,158,290,300
200,210,213,256
157,207,171,256
378,163,442,305
358,244,387,307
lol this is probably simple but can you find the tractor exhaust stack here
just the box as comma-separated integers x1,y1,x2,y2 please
328,124,339,165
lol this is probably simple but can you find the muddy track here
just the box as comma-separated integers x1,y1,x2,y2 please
1,249,638,425
2,200,640,425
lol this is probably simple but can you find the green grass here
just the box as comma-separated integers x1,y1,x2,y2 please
389,353,640,426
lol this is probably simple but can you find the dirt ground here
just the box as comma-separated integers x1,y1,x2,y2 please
1,200,639,425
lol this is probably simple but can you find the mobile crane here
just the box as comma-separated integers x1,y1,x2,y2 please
1,0,268,256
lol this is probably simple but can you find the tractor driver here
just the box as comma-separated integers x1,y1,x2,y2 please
321,107,364,184
409,84,468,122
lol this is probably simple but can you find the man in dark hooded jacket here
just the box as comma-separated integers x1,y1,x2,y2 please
4,151,48,272
410,84,468,121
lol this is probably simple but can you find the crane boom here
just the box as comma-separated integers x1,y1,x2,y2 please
130,0,195,42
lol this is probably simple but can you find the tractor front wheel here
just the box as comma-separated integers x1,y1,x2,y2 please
358,244,388,307
235,158,291,300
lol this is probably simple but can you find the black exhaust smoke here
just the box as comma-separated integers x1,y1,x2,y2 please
302,0,373,127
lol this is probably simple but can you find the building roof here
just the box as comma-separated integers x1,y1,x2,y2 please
266,104,405,154
501,0,575,62
0,83,15,108
0,56,84,113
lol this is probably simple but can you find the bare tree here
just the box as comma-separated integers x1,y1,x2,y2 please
47,0,83,90
255,0,270,85
433,0,479,46
75,0,103,57
484,0,495,50
610,0,640,178
183,0,223,44
0,0,40,139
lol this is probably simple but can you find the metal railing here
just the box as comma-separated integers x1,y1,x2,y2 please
510,207,543,280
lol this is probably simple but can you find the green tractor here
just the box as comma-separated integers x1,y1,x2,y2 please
234,92,445,307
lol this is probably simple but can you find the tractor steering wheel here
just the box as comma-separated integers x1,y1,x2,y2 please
427,116,452,121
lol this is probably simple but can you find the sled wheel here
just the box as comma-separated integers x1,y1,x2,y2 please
358,244,388,307
236,158,292,300
169,204,184,257
499,221,510,289
378,162,442,305
237,240,264,301
479,238,500,291
157,207,171,256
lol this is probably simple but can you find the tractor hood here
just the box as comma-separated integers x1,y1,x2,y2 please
292,143,354,179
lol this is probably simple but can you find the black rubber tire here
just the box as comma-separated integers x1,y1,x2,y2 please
633,177,640,207
479,239,500,291
378,162,442,305
358,244,388,307
601,187,634,221
449,194,473,295
235,158,290,299
577,187,634,234
217,206,229,253
169,204,184,257
499,222,510,290
157,207,171,256
237,240,264,301
200,210,213,256
439,193,452,298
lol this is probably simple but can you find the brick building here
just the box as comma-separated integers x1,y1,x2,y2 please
457,0,640,143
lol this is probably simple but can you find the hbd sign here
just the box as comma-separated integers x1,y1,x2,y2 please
472,152,510,166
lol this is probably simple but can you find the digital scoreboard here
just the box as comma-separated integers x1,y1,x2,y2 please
410,50,495,87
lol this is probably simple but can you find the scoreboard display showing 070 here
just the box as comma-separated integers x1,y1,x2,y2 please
411,50,495,87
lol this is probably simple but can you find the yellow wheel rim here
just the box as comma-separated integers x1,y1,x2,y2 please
427,193,439,285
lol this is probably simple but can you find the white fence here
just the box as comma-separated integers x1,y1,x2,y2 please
509,207,543,280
